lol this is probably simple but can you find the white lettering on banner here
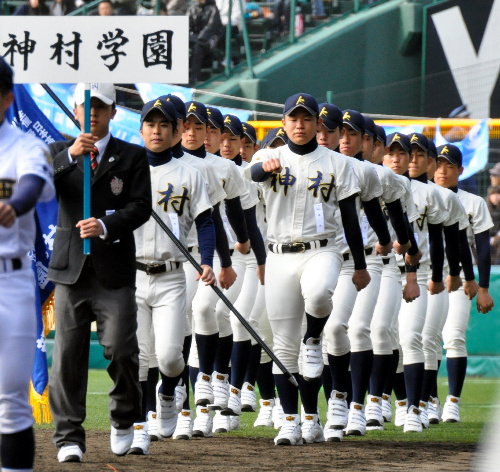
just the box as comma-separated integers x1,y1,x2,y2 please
0,17,189,83
431,0,500,119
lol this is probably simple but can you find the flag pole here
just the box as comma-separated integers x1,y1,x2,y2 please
83,84,91,254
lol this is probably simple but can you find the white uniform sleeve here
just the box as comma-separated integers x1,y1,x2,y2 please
471,196,494,235
354,160,383,202
426,188,448,225
334,154,361,201
204,164,226,207
375,165,406,204
189,168,213,220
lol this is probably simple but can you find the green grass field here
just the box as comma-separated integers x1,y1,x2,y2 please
36,371,500,443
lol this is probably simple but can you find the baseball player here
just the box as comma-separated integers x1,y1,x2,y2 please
246,93,370,446
260,126,288,149
204,106,224,155
316,102,343,152
130,98,216,454
434,144,494,423
0,57,55,472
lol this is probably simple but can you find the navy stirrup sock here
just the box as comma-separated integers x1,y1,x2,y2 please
146,367,159,414
303,312,329,342
1,427,34,470
383,349,400,396
350,350,373,404
328,352,351,393
230,340,252,389
214,334,233,375
274,373,299,414
189,366,199,397
447,357,467,397
244,343,262,386
195,332,218,375
421,369,438,403
298,374,321,414
321,365,333,401
370,354,393,397
256,360,276,399
404,363,424,408
393,371,406,401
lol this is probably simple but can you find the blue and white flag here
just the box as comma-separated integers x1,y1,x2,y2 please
435,119,489,181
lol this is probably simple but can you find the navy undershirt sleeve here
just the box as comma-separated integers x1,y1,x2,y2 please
475,230,491,288
459,229,475,282
386,199,409,245
363,197,391,246
443,222,460,277
243,205,266,265
339,195,366,271
251,163,272,182
225,197,249,243
406,216,419,256
212,203,232,268
428,223,444,283
8,174,46,216
195,209,216,268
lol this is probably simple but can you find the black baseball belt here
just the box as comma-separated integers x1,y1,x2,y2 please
268,239,328,254
136,261,181,275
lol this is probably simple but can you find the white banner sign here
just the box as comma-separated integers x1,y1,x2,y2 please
0,17,189,83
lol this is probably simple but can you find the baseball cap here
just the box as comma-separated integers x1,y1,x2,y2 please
386,132,411,152
0,56,13,88
261,127,288,148
222,114,244,137
162,94,185,119
428,140,437,159
342,109,365,133
141,98,176,124
437,144,462,167
318,103,343,130
206,106,224,130
185,101,208,124
283,93,319,116
242,122,257,143
74,83,115,106
363,115,376,137
375,125,386,143
409,133,429,152
489,162,500,176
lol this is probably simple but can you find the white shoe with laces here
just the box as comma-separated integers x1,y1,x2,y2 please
301,414,325,443
366,395,384,430
147,411,162,442
394,399,407,427
272,398,284,429
345,402,366,436
192,406,213,438
208,371,229,410
254,399,275,427
173,409,194,440
213,411,230,433
419,401,429,429
302,337,323,381
156,382,178,438
404,405,423,433
110,426,134,456
442,395,461,423
57,444,83,463
274,414,302,446
428,396,442,424
221,386,242,416
381,394,392,422
128,422,150,455
326,390,349,430
241,382,257,412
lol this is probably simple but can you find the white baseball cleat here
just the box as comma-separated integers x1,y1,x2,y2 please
428,396,442,424
301,413,325,444
229,415,241,431
254,399,275,427
241,382,257,412
365,395,384,430
381,394,392,422
195,372,214,406
207,371,229,410
192,406,213,438
213,411,230,433
110,426,134,456
324,426,344,442
175,382,187,412
156,383,178,438
419,401,429,429
274,414,303,446
57,444,83,463
345,402,366,436
147,411,162,442
173,409,194,440
326,390,349,430
272,398,284,429
442,395,461,423
128,422,150,455
221,386,242,416
404,405,423,433
302,337,323,381
394,399,408,427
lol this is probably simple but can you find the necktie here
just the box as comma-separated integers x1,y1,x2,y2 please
90,146,99,176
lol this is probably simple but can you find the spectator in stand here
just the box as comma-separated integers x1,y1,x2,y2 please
49,0,76,15
166,0,187,15
487,185,500,265
13,0,49,15
489,162,500,188
217,0,243,36
311,0,327,19
187,0,223,84
98,0,114,15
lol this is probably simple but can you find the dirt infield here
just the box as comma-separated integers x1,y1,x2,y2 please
36,430,476,472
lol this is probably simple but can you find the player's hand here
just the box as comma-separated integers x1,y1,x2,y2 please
375,241,393,256
428,280,445,295
196,264,216,286
446,275,462,293
69,133,98,159
219,265,237,290
256,264,265,285
405,250,422,267
476,287,494,314
262,158,282,174
464,279,479,300
235,240,250,255
0,202,16,228
403,273,420,303
352,269,370,292
76,217,104,239
393,240,411,255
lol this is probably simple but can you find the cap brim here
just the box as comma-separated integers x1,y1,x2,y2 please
343,122,362,133
439,155,460,166
186,111,207,124
75,91,114,106
322,119,340,131
243,133,257,143
411,141,428,152
208,118,223,129
224,125,242,137
389,139,410,152
284,104,317,116
141,107,174,123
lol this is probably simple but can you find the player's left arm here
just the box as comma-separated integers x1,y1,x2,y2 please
474,230,494,314
443,222,462,292
362,197,392,255
428,223,445,294
195,209,216,286
243,205,266,284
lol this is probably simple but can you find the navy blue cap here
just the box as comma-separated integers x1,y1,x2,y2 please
141,98,177,124
386,132,411,152
242,122,257,143
375,125,386,143
261,127,288,148
206,106,224,130
342,109,365,133
283,93,319,116
162,94,185,119
222,114,244,137
428,140,437,159
363,116,376,138
409,132,429,152
437,144,462,167
318,103,343,130
185,101,208,124
0,56,13,88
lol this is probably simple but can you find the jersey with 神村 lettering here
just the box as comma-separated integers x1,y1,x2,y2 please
0,120,55,258
134,158,212,262
245,145,360,245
